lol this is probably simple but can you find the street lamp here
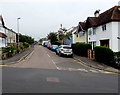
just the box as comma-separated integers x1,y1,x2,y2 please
117,37,120,39
17,17,21,44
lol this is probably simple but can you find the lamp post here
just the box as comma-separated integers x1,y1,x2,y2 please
17,17,21,44
117,37,120,39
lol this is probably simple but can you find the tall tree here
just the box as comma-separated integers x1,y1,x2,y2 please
47,32,58,44
19,35,34,44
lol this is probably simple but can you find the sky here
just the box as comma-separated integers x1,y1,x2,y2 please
0,0,120,41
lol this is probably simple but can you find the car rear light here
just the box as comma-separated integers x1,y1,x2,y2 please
60,49,64,51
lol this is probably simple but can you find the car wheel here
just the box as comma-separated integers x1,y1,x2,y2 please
70,54,73,58
56,52,58,55
59,53,62,57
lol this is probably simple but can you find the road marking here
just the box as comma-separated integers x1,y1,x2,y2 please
89,69,98,73
52,60,55,65
57,67,61,70
74,59,117,74
77,69,88,72
46,77,60,83
51,59,60,70
47,54,50,58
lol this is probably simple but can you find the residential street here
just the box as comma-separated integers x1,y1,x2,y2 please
2,45,118,93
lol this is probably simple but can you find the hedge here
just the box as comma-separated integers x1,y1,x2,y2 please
94,46,114,66
114,52,120,69
72,43,92,57
23,42,29,48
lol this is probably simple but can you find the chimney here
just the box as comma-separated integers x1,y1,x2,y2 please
94,9,100,17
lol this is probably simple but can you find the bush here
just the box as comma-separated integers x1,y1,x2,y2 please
72,43,92,57
114,52,120,68
2,46,14,57
94,46,114,66
23,42,29,48
19,45,24,50
2,47,9,53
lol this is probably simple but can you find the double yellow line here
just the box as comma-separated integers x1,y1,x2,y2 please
73,57,119,74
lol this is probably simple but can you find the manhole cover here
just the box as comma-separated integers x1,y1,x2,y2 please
46,77,60,83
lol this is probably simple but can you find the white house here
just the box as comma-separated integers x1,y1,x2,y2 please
5,27,16,44
0,16,7,47
0,15,17,46
86,6,120,52
0,32,7,47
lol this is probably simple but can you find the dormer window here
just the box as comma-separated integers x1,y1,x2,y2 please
102,24,106,31
79,31,85,37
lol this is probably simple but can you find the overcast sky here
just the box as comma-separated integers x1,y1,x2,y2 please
0,0,120,40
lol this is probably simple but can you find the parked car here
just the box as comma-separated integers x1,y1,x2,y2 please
56,45,73,57
51,45,59,52
47,44,52,49
42,41,51,47
43,42,49,47
39,43,42,45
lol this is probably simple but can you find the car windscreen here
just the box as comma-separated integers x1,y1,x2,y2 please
63,47,71,49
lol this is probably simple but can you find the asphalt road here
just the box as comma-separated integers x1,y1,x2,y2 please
2,45,119,93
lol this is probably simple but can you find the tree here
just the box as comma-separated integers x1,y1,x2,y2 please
47,32,58,44
19,35,34,44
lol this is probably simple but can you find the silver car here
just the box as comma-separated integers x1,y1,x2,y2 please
56,45,73,57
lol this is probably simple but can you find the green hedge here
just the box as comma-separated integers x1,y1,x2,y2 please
94,46,114,66
114,52,120,69
23,42,29,48
72,43,92,57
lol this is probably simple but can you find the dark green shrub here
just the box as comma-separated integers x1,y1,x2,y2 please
23,42,29,48
19,45,24,50
72,43,92,57
114,52,120,69
52,41,61,46
2,47,9,53
95,46,114,66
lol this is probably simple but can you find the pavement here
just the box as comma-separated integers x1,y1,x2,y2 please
73,54,120,74
0,46,34,65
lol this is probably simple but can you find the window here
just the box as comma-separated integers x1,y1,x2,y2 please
79,32,85,37
63,47,71,49
102,24,106,31
88,29,92,35
93,27,96,35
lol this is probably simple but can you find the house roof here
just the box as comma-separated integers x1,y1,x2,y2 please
4,26,16,34
86,6,120,28
79,22,87,30
0,32,7,38
0,15,5,27
76,22,87,33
